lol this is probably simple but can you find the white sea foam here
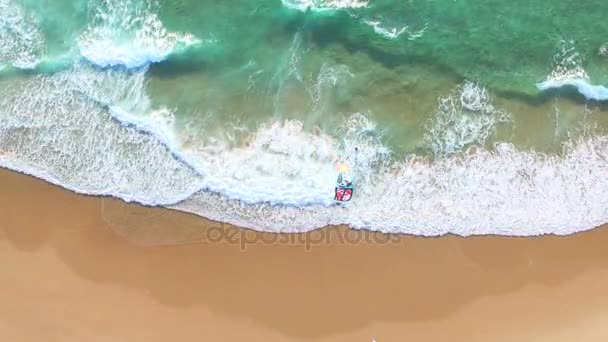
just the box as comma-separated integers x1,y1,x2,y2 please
78,0,201,68
536,40,608,101
190,120,340,206
281,0,369,12
174,136,608,236
0,0,45,68
425,81,512,156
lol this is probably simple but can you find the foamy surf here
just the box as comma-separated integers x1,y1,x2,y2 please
105,68,346,206
0,0,45,69
173,136,608,236
79,34,201,68
0,65,205,206
1,64,608,236
110,105,342,206
78,0,202,68
425,81,512,156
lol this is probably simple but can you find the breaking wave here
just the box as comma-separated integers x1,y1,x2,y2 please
78,0,202,68
536,40,608,101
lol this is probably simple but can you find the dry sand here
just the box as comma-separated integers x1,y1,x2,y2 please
2,167,608,341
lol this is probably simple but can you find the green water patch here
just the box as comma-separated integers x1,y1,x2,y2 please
282,0,608,95
19,0,89,57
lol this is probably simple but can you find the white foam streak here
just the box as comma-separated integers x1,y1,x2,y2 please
282,0,369,12
363,20,427,40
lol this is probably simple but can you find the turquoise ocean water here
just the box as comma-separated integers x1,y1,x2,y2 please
1,0,608,235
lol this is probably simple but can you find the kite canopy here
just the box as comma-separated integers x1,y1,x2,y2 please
336,162,350,173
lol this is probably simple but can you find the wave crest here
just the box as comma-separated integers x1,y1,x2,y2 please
536,40,608,101
78,0,202,68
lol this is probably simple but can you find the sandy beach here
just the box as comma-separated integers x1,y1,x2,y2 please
2,167,608,341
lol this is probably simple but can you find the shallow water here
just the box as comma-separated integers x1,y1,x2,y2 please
1,0,608,235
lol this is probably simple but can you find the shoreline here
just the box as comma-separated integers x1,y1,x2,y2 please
2,167,608,341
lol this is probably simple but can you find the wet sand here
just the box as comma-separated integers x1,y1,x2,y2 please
2,167,608,341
